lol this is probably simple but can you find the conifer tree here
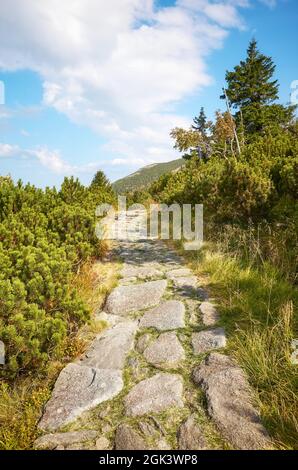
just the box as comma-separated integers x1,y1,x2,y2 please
224,39,295,134
191,107,212,159
90,170,112,191
192,107,209,135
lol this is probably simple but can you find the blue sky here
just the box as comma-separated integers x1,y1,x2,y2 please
0,0,297,188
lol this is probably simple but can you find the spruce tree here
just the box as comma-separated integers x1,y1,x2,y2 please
90,170,111,189
191,107,212,159
224,39,295,134
192,107,208,135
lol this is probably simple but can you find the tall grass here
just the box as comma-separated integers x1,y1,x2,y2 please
181,223,298,449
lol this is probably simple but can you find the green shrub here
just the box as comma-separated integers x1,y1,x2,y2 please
0,175,115,378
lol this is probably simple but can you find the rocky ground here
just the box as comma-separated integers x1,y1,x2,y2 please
34,210,271,451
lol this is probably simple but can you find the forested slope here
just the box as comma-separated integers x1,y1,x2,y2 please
112,158,184,194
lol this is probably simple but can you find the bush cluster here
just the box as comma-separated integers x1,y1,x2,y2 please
0,174,115,377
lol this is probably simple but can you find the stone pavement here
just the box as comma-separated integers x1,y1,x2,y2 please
36,210,271,450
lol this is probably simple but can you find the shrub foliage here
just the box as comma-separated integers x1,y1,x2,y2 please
0,174,115,377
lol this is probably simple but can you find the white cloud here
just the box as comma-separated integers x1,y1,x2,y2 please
0,1,276,171
0,141,76,173
0,143,20,157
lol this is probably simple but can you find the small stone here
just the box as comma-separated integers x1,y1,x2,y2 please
101,423,112,434
80,321,138,370
125,373,184,417
139,301,185,331
193,353,271,450
99,405,111,419
55,445,65,450
143,332,185,369
199,301,219,326
96,437,110,450
178,415,208,450
34,430,98,450
105,280,167,315
38,364,123,431
166,268,192,280
136,334,152,353
115,424,149,450
192,328,226,354
173,276,197,289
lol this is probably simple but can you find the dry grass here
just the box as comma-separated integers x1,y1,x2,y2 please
72,254,120,314
0,374,54,450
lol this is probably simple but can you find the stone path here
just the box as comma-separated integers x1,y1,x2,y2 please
36,210,271,450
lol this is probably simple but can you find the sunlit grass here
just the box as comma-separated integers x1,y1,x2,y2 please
181,234,298,450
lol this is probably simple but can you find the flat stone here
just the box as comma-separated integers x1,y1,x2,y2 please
193,353,271,450
34,430,98,450
124,373,184,417
166,268,192,280
139,300,185,331
115,424,149,450
199,301,219,326
121,264,162,280
95,437,110,450
173,276,197,289
38,364,123,431
136,334,152,353
143,332,185,369
105,280,167,315
192,328,226,354
178,415,208,450
80,321,138,370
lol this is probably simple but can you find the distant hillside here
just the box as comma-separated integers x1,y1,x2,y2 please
112,158,184,193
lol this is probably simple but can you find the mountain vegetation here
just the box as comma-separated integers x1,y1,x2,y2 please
134,40,298,448
0,39,297,450
0,172,115,379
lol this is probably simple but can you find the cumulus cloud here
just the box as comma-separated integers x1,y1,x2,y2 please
0,1,277,171
0,142,75,173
